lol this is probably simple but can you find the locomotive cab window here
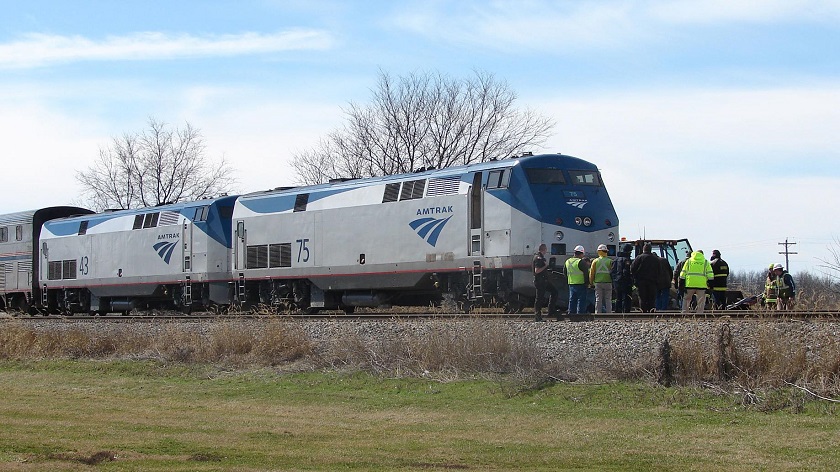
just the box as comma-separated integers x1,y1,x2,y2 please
525,168,566,184
486,169,511,189
78,221,89,235
568,170,602,186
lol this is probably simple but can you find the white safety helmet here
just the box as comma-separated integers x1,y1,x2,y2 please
774,263,784,270
597,244,608,252
574,245,585,253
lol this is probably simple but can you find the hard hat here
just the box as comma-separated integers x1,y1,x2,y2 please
574,245,585,253
597,244,607,251
774,263,784,270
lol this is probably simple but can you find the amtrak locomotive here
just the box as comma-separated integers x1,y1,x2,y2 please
0,153,619,315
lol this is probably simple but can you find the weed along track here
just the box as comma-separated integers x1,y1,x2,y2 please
3,308,840,323
4,311,840,389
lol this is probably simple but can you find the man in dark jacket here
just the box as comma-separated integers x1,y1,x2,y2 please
673,253,690,309
630,243,659,313
709,249,729,309
655,256,673,311
611,244,634,313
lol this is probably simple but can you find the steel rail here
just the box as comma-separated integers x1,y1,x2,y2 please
2,309,839,322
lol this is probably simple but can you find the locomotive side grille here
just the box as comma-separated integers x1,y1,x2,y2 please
382,183,400,203
246,245,268,269
158,211,180,226
294,194,309,212
400,179,426,201
17,261,32,272
62,260,77,280
0,263,6,288
48,261,62,280
269,243,292,268
412,179,426,199
426,176,460,196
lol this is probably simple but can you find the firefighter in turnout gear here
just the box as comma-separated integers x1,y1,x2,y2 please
680,250,714,314
765,263,796,310
709,249,729,309
589,244,613,313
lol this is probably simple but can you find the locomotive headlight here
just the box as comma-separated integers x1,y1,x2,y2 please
583,217,592,227
555,231,564,241
574,217,582,226
608,232,615,242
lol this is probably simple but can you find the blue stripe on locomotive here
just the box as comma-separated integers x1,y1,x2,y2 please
238,188,348,214
493,154,618,231
43,195,239,247
237,153,616,233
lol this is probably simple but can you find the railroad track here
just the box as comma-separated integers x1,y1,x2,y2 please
2,310,839,322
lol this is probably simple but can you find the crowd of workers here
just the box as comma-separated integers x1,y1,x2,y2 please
532,243,796,321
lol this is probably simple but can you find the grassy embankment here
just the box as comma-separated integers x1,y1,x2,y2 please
1,360,839,471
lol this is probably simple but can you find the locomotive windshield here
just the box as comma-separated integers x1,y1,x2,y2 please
525,168,566,184
568,170,602,186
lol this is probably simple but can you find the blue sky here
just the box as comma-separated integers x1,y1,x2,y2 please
2,0,839,276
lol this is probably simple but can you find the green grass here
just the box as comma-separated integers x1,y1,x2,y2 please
0,360,838,471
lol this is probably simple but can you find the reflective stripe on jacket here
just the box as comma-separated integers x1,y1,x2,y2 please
591,256,613,283
680,252,713,289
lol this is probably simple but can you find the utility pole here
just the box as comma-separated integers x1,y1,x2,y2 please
778,238,797,271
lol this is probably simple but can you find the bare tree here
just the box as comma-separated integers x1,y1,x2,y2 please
77,118,235,210
817,236,840,284
292,70,555,185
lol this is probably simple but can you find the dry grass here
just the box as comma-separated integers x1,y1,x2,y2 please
2,317,840,408
0,319,313,368
665,321,840,407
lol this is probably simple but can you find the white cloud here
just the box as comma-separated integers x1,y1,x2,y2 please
531,84,840,272
0,30,334,69
391,0,840,53
0,102,107,211
650,0,840,24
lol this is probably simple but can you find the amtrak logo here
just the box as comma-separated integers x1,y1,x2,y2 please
566,200,588,209
409,216,452,247
153,240,179,264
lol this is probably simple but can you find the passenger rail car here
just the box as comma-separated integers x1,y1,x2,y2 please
232,153,619,313
38,196,238,314
0,207,93,313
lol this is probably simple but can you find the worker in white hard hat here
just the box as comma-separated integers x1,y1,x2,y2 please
766,263,796,310
589,244,613,313
565,245,588,319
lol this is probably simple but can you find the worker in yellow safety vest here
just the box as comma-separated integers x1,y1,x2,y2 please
565,245,587,319
679,250,714,314
765,263,796,310
588,244,613,313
